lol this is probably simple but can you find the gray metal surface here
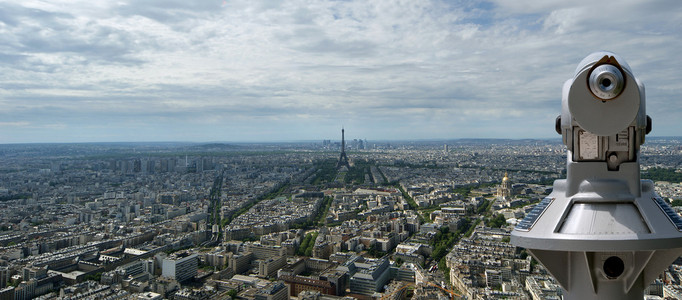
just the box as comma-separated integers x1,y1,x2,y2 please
511,51,682,300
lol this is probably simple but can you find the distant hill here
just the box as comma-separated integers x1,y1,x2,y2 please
190,143,242,150
450,138,562,145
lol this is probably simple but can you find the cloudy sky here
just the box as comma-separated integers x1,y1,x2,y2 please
1,0,681,143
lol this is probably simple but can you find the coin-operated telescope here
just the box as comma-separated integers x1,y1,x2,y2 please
511,52,682,300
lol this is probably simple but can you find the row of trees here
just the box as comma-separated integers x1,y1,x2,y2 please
433,218,478,288
311,159,338,184
221,179,290,227
314,196,333,225
297,231,319,257
291,196,334,229
643,167,682,183
431,218,473,264
345,159,375,184
207,172,224,226
396,185,419,210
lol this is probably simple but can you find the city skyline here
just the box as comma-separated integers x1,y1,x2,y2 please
0,139,678,298
1,1,682,143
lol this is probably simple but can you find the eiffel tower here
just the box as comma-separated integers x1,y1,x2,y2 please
337,128,351,170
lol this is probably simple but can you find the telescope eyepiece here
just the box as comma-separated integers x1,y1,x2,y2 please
589,64,624,100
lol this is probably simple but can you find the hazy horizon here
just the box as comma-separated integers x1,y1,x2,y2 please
0,135,680,146
2,1,682,143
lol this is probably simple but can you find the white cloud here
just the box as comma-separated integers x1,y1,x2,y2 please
0,122,30,127
0,0,680,142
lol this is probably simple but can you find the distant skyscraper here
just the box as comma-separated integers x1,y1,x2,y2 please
337,128,351,170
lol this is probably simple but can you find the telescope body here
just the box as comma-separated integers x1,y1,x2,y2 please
511,52,682,300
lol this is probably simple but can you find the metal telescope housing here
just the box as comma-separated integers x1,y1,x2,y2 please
511,51,682,300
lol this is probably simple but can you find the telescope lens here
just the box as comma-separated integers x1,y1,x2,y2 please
601,78,611,87
589,64,624,100
603,256,625,279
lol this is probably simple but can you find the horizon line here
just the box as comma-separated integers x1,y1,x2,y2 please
0,135,680,146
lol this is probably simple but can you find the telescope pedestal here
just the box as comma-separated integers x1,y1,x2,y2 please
530,248,681,300
512,51,682,300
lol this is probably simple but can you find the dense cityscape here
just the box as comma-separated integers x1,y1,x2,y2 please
0,134,679,300
3,0,682,299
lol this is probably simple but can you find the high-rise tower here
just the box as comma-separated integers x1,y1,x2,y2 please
337,128,350,170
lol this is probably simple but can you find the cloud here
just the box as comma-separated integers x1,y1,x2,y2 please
0,0,681,142
0,122,30,127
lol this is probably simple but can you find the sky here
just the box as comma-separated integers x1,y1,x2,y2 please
1,0,681,143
